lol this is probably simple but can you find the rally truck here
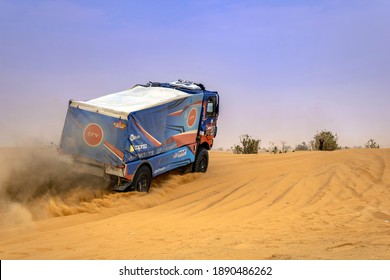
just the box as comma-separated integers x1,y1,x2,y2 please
59,80,219,192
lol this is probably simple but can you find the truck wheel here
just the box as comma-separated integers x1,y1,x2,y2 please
193,147,209,173
132,165,152,192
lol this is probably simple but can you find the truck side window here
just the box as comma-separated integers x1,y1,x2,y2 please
207,98,215,117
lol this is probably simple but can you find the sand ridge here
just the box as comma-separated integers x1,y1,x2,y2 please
0,148,389,259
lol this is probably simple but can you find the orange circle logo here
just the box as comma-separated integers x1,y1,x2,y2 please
83,123,103,146
187,108,197,128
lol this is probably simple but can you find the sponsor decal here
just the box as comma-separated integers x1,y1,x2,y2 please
127,154,137,161
134,144,148,151
83,123,103,147
113,121,126,129
154,167,166,174
137,151,155,158
174,149,187,159
129,145,153,157
130,134,140,141
187,108,197,128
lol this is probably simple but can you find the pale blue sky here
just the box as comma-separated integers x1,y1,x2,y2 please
1,0,389,149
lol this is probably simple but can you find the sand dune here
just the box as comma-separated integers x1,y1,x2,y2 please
0,148,389,259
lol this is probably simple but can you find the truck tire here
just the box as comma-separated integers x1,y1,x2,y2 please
193,147,209,173
132,165,152,192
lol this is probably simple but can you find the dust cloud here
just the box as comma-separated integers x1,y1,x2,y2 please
0,147,200,225
0,148,109,223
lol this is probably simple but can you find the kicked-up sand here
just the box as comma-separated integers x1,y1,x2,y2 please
0,147,389,259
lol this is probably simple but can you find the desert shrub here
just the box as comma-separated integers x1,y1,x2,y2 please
313,130,339,151
268,142,278,154
232,134,261,154
281,140,290,153
295,141,309,151
231,144,243,154
365,139,379,148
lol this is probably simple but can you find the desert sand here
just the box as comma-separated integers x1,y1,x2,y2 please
0,147,389,260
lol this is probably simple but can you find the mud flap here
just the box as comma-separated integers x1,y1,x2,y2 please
113,180,132,191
